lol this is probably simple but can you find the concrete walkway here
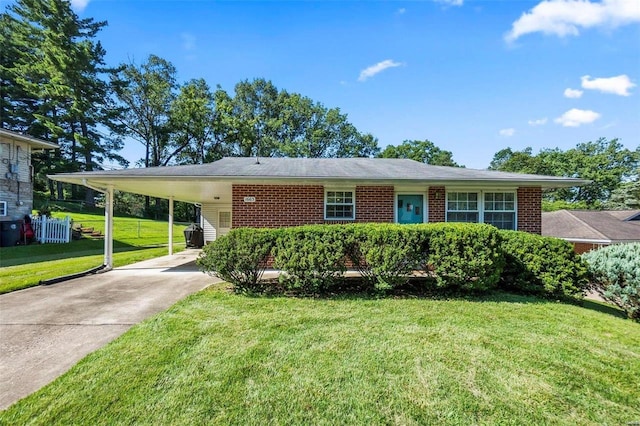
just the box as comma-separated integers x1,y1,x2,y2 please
0,249,218,410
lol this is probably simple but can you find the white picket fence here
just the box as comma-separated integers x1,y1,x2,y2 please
31,215,72,244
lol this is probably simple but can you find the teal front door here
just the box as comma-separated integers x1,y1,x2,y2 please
397,195,424,224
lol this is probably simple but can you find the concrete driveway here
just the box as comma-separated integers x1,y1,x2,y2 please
0,249,218,410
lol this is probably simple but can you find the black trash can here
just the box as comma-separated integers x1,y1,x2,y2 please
184,223,204,248
0,220,23,247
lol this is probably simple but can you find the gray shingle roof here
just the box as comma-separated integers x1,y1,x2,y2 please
542,210,640,242
51,157,587,187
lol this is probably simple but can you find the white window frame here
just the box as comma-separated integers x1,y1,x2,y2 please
483,192,517,230
0,201,6,216
446,190,517,230
324,188,355,221
446,192,480,224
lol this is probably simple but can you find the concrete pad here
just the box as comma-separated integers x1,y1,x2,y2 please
0,249,219,410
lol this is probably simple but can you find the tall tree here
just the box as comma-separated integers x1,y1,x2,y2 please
2,0,124,202
378,139,461,167
169,78,224,164
212,78,379,158
110,54,177,168
489,138,639,206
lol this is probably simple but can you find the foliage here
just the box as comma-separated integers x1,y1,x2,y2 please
2,289,638,424
272,225,352,293
603,180,640,210
213,78,380,158
197,228,274,293
377,139,461,167
425,223,504,291
499,230,590,297
583,243,640,320
2,0,125,202
489,138,639,206
348,224,424,291
541,199,595,212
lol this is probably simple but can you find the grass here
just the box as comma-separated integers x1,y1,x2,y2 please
0,211,189,294
1,288,638,425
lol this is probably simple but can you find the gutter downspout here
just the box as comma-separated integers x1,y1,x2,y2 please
82,179,114,272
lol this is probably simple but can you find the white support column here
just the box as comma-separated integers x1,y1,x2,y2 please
168,196,174,256
104,185,114,269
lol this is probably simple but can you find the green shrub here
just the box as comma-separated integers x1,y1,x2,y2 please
424,223,505,291
583,243,640,320
197,228,274,293
499,231,589,297
348,224,424,291
272,225,351,294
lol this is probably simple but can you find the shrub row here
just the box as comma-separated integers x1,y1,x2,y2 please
197,223,589,297
583,243,640,320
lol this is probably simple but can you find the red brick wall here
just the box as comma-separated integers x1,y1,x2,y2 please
517,187,542,234
428,186,445,223
232,184,395,228
232,184,325,228
355,186,394,222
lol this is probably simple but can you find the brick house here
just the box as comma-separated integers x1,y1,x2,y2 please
51,157,586,267
0,128,58,221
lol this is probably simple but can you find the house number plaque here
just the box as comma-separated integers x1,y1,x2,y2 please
244,197,256,203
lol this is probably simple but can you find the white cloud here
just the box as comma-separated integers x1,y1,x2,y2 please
397,8,406,15
528,117,548,126
564,88,584,98
181,33,196,51
505,0,640,43
554,108,601,127
358,60,404,82
435,0,464,6
581,74,636,96
499,128,516,137
70,0,89,11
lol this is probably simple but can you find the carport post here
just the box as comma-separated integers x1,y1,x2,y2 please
168,196,174,256
104,185,114,269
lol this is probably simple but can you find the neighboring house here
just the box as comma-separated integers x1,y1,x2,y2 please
0,128,59,221
50,157,586,268
542,209,640,254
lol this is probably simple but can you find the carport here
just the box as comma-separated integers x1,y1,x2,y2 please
49,165,234,269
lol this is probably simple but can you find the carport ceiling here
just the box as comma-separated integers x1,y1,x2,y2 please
51,176,231,204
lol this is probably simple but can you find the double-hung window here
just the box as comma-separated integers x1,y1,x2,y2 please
446,192,479,223
325,190,355,220
446,191,516,230
483,192,516,230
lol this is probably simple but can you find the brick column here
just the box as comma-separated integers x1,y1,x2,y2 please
428,186,446,223
517,187,542,234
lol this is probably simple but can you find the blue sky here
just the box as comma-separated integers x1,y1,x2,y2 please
46,1,640,168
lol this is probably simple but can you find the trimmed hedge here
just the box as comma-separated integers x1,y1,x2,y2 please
272,225,352,294
197,224,589,297
196,228,274,293
583,243,640,320
498,230,589,297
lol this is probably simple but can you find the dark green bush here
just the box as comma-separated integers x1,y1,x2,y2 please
196,228,274,293
499,230,589,297
583,243,640,320
272,225,351,294
348,224,424,291
424,223,505,291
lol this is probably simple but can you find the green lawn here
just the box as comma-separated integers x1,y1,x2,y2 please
1,288,638,425
0,212,189,294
